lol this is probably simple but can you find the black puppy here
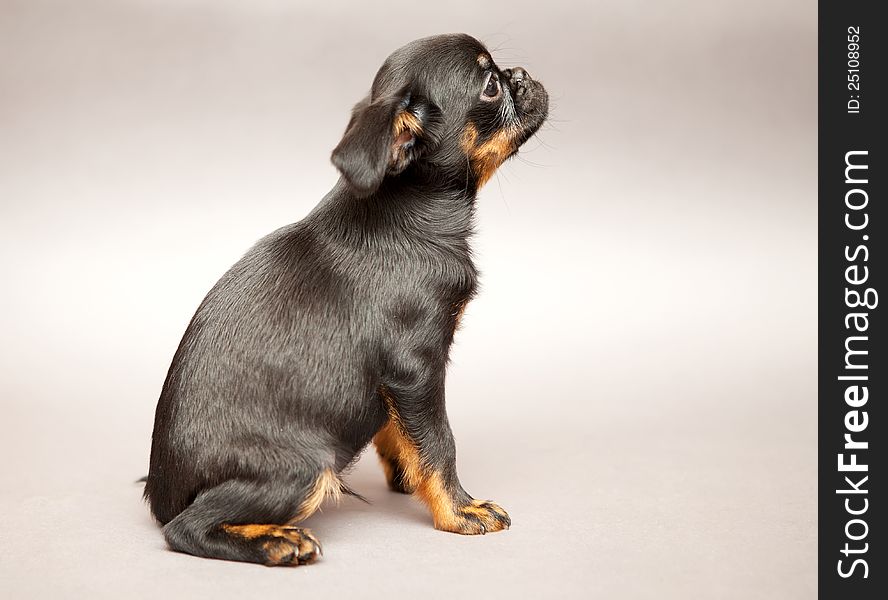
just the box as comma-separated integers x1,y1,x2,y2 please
144,33,548,566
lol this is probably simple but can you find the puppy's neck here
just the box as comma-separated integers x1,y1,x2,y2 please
315,177,476,250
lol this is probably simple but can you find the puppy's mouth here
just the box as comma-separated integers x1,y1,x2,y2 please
502,67,548,146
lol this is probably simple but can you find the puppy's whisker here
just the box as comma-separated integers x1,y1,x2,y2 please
513,154,551,169
538,110,561,122
526,135,557,152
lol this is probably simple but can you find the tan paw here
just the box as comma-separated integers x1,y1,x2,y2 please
437,500,511,535
260,527,322,566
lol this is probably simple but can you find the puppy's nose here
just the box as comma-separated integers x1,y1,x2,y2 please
503,67,532,96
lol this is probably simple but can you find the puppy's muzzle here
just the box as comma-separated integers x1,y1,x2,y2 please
502,67,532,97
501,66,547,139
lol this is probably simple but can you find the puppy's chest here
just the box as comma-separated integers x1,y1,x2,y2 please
370,250,477,330
367,242,476,295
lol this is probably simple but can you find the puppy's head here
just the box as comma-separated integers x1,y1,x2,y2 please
331,34,548,196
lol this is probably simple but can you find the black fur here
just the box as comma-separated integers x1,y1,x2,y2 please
144,33,548,565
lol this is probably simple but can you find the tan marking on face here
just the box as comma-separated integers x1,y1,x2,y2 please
477,53,491,68
453,300,469,332
460,123,516,188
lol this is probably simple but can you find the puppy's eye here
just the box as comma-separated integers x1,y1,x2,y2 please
481,73,499,99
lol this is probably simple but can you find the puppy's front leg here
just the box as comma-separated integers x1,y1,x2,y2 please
373,380,510,535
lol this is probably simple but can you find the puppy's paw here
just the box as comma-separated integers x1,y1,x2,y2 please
437,500,511,535
260,527,322,566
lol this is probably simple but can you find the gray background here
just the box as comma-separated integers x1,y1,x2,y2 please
0,0,816,598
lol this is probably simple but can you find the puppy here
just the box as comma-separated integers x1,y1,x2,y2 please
144,33,548,566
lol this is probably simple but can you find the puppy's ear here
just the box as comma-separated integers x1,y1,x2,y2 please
331,88,438,197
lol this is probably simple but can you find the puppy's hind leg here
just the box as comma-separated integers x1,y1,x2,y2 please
161,469,342,566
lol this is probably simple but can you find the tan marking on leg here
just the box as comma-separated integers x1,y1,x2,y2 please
462,500,510,520
375,423,461,530
221,524,323,565
259,528,322,566
221,524,280,539
292,468,343,523
457,499,511,534
374,386,511,534
374,393,422,489
374,388,463,530
377,446,397,483
262,539,295,564
220,471,340,539
374,417,414,493
414,470,464,531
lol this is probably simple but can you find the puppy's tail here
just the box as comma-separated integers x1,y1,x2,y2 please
339,482,370,504
135,475,148,484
